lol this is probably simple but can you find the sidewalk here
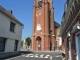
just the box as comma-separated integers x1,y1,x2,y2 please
20,48,62,53
32,50,62,52
20,47,28,51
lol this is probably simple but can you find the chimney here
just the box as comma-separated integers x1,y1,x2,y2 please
8,10,13,14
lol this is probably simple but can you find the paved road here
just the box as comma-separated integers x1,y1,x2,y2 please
3,51,62,60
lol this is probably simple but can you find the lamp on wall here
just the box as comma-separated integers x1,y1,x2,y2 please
67,31,70,37
77,24,80,29
71,24,80,34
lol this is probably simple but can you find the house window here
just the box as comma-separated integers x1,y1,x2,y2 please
14,40,18,51
10,22,15,32
0,37,6,52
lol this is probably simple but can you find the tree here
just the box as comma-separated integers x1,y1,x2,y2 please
26,37,31,46
21,41,23,46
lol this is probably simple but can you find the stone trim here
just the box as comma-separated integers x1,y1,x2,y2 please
52,35,55,37
41,33,50,36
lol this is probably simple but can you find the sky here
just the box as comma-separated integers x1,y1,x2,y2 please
0,0,66,40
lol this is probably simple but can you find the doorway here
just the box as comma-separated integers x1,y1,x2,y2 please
36,36,41,51
68,38,72,60
38,39,41,50
75,34,80,60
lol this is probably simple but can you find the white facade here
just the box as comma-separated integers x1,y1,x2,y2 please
23,38,27,49
0,6,23,52
56,37,62,47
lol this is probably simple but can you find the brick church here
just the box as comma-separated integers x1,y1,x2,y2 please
31,0,60,51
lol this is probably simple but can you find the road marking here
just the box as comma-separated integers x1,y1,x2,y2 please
55,55,61,57
38,54,44,58
44,56,48,58
5,54,52,59
40,54,44,56
35,55,38,58
40,55,44,56
20,53,52,59
46,55,50,56
28,54,33,55
39,56,43,58
50,56,52,60
25,55,29,57
46,55,50,57
30,55,34,57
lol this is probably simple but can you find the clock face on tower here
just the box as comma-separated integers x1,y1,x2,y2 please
38,0,42,8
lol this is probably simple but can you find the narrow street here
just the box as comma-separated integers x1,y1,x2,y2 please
3,51,62,60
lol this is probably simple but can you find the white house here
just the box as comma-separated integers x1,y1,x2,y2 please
23,38,27,49
23,38,31,50
0,6,23,52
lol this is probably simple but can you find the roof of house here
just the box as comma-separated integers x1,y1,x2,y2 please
0,6,24,26
54,21,60,27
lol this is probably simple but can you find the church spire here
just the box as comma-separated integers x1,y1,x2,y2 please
32,0,56,51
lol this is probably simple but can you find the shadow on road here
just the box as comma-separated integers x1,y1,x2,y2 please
20,51,34,54
0,51,34,60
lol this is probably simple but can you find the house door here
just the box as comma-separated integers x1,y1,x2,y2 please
75,34,80,60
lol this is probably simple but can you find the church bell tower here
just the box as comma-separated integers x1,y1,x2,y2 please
32,0,56,51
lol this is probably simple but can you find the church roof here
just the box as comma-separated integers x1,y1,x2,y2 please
54,21,60,27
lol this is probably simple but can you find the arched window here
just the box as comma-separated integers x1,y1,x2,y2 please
38,0,42,8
